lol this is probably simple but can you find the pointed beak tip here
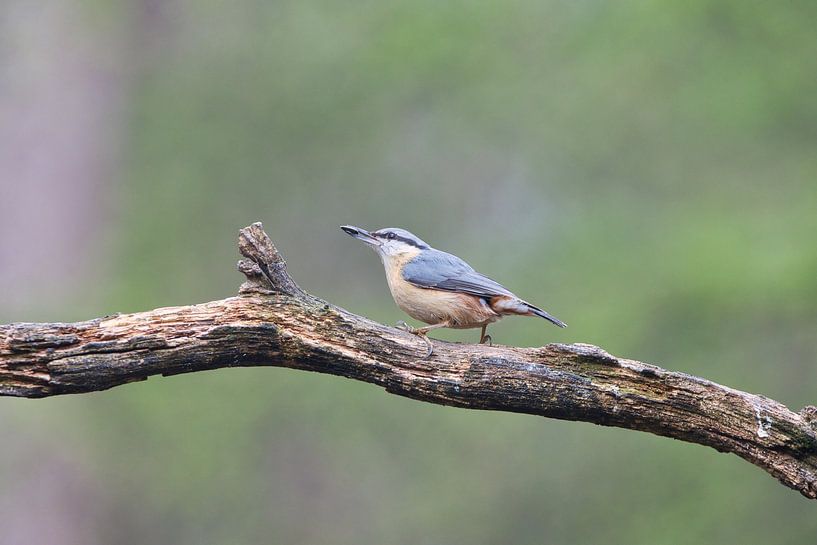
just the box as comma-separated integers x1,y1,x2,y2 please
341,225,379,246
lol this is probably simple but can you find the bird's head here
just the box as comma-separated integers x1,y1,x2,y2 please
341,225,430,258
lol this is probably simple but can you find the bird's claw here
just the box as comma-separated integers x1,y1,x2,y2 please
420,335,434,359
395,320,415,333
480,334,493,346
420,335,434,358
395,321,433,357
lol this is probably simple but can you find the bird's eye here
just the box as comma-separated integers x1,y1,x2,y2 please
387,232,396,240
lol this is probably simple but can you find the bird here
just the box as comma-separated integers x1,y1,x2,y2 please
340,225,566,356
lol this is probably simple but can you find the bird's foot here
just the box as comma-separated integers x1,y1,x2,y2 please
395,321,434,357
418,334,434,358
395,320,417,333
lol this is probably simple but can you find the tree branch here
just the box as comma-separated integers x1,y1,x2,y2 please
2,222,816,499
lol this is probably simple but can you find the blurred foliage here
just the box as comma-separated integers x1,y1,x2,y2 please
2,0,817,543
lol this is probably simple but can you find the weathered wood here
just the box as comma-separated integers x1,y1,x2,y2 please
1,222,816,499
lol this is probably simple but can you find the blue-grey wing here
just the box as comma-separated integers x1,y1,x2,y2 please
402,250,514,298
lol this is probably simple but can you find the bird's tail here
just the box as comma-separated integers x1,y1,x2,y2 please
490,296,567,328
526,303,567,328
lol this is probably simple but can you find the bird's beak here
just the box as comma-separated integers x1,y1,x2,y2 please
341,225,380,246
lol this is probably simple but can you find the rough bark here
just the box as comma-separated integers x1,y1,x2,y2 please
2,222,816,499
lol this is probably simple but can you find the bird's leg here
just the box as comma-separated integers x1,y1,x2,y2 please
479,325,492,346
396,320,450,358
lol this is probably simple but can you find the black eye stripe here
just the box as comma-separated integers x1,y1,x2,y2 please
394,235,428,248
373,230,429,249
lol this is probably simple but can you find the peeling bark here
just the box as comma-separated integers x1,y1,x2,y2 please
2,223,816,499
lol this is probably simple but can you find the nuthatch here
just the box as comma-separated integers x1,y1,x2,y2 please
341,225,566,355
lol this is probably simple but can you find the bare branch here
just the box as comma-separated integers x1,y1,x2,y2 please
1,223,816,499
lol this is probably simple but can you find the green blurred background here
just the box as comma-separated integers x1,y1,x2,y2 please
1,0,816,543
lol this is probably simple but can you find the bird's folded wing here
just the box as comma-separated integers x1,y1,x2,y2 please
402,249,514,298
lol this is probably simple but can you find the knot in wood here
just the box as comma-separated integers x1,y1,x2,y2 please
802,405,817,431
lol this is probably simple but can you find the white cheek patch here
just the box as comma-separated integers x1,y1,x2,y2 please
380,241,415,257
